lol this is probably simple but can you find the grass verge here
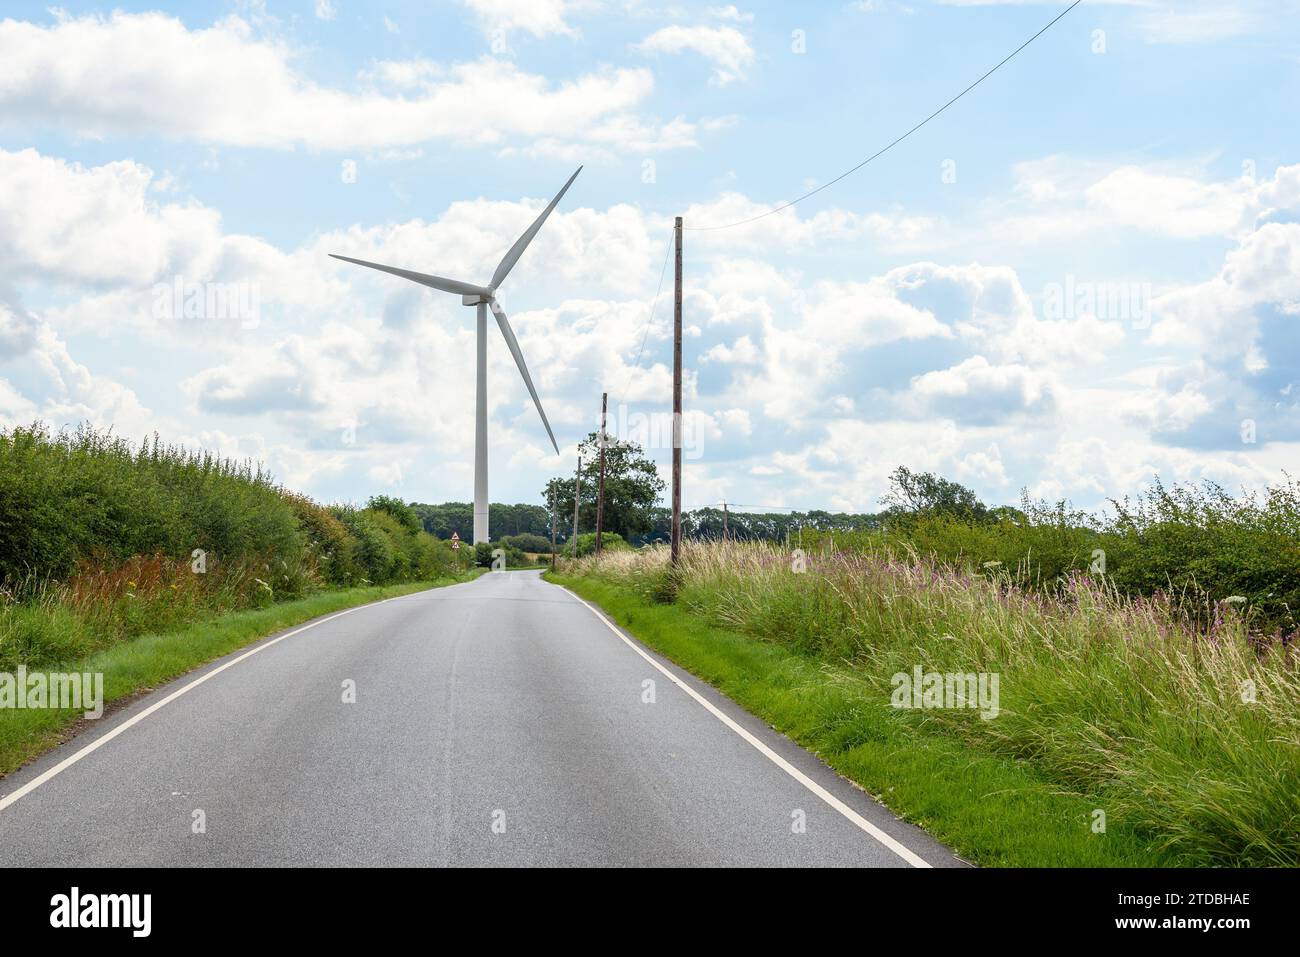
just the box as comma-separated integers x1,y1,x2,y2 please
0,574,477,779
549,571,1175,867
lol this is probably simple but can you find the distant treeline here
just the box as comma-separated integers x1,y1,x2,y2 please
411,502,554,541
640,507,881,544
408,501,881,547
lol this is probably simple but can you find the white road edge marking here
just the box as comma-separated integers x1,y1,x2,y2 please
0,594,412,813
563,588,933,869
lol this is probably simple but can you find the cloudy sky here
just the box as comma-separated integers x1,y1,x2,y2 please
1,0,1298,515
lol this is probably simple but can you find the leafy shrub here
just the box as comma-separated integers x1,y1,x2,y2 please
0,423,302,585
501,533,552,554
366,495,423,535
568,532,631,557
474,541,530,568
284,493,361,586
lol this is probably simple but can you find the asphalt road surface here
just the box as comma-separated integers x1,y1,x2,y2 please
0,571,963,867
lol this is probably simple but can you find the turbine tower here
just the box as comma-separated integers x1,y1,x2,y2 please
331,167,580,544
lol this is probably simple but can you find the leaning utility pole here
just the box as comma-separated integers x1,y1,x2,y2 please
671,216,683,566
549,486,557,572
571,455,583,560
595,392,608,553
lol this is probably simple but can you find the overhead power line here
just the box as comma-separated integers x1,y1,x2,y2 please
609,226,674,411
629,230,674,382
684,0,1085,232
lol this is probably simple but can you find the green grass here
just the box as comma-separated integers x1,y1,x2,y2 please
0,574,477,778
548,570,1184,867
561,542,1300,866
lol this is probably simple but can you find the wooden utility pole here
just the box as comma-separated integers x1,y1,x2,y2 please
671,216,683,566
595,392,607,553
549,486,557,571
571,455,583,560
722,500,728,541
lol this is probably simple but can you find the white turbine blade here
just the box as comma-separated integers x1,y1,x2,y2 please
488,166,582,292
490,300,559,454
330,254,490,298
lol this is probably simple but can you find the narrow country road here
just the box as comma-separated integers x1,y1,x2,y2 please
0,571,963,867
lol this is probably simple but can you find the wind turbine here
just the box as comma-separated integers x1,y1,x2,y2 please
330,167,580,545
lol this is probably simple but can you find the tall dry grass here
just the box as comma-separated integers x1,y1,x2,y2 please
567,540,1300,866
0,551,297,671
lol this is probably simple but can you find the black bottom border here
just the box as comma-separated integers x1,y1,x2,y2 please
0,866,1281,942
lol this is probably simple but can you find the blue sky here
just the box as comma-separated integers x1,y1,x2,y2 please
1,0,1298,516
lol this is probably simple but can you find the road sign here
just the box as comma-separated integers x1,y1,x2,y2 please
451,531,461,551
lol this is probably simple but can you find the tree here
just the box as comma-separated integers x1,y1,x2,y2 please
880,466,989,522
544,433,665,541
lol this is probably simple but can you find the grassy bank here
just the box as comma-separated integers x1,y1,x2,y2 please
0,575,476,778
551,543,1300,867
